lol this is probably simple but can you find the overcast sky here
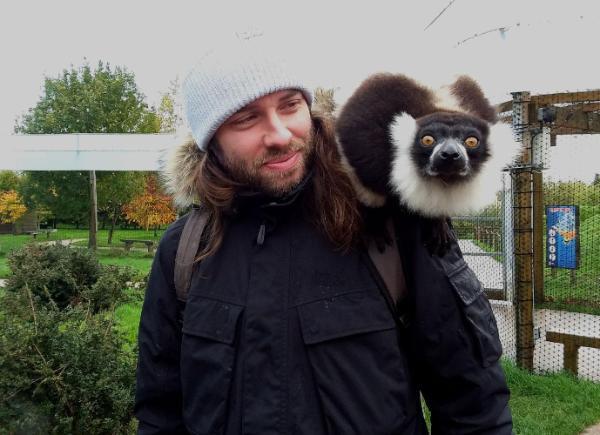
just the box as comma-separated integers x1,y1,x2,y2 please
1,0,599,181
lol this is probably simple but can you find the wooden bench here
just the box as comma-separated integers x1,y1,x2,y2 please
546,331,600,376
120,239,155,253
25,229,57,239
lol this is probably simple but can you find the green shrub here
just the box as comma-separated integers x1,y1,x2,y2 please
5,244,100,309
4,244,135,312
82,265,137,312
0,288,136,434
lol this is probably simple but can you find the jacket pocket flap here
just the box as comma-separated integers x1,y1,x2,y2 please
446,261,502,366
182,297,243,344
297,290,395,345
447,262,484,306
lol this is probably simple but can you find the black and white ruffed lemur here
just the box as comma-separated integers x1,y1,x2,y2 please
335,73,520,254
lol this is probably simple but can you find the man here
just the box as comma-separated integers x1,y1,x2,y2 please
135,35,512,434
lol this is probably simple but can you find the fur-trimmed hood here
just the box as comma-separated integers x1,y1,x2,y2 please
161,134,205,209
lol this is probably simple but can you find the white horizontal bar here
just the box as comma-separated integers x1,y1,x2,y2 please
1,133,182,171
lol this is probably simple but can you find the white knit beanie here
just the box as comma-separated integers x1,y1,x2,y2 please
182,34,314,151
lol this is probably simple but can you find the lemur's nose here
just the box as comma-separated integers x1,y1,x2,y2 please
439,142,461,160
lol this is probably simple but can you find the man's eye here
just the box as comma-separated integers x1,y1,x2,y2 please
233,114,256,125
282,100,301,110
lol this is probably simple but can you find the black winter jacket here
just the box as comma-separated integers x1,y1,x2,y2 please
135,195,512,435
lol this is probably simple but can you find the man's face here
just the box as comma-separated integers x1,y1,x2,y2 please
214,90,313,197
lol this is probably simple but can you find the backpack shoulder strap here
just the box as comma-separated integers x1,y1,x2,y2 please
174,206,210,302
367,217,407,305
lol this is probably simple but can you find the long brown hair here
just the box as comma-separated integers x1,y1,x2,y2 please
193,111,362,260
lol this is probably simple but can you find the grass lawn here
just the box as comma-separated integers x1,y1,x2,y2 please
505,361,600,434
95,249,155,276
115,301,143,352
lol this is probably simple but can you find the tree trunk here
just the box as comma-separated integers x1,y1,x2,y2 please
108,206,118,245
88,170,98,251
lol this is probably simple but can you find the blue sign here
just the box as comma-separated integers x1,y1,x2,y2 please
546,205,579,269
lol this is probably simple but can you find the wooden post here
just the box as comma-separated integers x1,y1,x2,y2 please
533,170,544,304
512,91,535,371
89,170,98,251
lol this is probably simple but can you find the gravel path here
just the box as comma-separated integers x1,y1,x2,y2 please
41,238,87,246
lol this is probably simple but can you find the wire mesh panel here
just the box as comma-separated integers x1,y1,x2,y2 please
520,89,600,381
452,188,510,300
452,172,517,362
459,89,600,377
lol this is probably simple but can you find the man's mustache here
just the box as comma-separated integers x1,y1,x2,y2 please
254,139,309,168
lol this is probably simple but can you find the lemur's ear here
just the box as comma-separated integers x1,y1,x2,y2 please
448,76,498,123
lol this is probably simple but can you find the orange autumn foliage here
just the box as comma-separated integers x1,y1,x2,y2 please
123,176,176,230
0,190,27,224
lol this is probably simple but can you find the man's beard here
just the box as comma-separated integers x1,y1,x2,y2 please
222,129,314,197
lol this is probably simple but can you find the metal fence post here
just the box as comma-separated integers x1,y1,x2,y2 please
533,170,544,304
502,173,515,302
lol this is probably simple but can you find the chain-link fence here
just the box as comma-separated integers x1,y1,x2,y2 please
529,90,600,382
463,90,600,381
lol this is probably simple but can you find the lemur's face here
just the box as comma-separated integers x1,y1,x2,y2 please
411,112,491,183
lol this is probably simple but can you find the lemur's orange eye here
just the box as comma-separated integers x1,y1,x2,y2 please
420,135,435,147
464,137,479,148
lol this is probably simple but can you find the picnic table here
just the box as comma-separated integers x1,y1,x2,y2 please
120,239,155,253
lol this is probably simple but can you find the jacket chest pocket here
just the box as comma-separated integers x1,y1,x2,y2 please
181,297,243,435
297,289,414,434
446,259,503,367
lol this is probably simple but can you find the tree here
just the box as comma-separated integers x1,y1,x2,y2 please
544,180,598,206
0,171,20,191
16,61,159,135
15,61,161,231
0,190,27,224
123,174,176,236
18,171,90,227
157,77,183,133
96,172,145,244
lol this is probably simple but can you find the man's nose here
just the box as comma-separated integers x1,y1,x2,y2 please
263,113,292,147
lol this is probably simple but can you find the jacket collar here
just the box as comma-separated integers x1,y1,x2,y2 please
229,167,314,215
